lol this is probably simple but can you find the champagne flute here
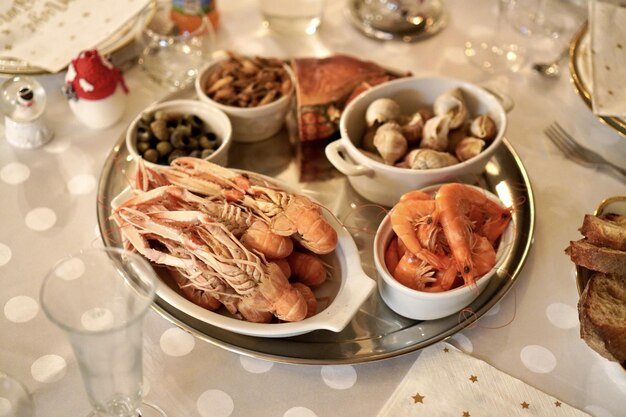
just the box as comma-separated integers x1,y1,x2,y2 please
464,0,527,73
40,247,165,417
0,372,34,417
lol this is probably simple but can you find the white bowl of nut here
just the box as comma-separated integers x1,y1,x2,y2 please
325,76,507,207
195,52,295,143
126,99,232,169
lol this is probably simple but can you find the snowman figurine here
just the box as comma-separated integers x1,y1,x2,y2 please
63,49,129,129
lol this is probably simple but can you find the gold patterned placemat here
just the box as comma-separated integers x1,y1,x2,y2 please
377,342,591,417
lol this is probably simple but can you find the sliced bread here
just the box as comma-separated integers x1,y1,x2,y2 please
565,239,626,275
580,214,626,251
578,272,626,363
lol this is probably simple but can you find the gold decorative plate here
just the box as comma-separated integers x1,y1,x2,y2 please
568,22,626,138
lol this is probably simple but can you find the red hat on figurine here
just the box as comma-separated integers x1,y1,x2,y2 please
64,50,128,101
63,49,129,129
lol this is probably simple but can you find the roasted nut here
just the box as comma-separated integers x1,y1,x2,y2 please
203,52,292,108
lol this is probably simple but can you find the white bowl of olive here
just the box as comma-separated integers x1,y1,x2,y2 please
126,99,232,168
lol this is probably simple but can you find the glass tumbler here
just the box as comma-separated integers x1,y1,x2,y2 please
137,0,215,91
40,247,164,417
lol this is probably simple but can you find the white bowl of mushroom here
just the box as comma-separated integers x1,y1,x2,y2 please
195,51,295,143
325,76,507,207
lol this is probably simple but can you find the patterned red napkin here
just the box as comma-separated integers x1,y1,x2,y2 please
377,342,591,417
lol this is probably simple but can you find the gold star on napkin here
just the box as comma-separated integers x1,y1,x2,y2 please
411,393,424,404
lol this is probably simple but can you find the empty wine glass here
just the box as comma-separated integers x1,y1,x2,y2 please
0,372,34,417
464,0,527,73
504,0,584,65
40,247,165,417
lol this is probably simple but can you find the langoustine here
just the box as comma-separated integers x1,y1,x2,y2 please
111,159,337,323
165,157,338,254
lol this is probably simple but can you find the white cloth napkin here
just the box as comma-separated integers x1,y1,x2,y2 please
0,0,150,72
377,342,591,417
588,0,626,117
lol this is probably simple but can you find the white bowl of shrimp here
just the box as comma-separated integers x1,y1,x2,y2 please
325,76,507,207
373,183,515,320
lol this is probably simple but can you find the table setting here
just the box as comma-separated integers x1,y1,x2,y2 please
1,1,625,417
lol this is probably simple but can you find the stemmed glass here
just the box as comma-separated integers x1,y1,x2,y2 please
40,247,165,417
464,0,527,73
0,372,34,417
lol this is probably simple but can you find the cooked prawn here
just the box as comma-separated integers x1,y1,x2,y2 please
384,237,401,275
393,252,437,291
435,183,508,285
390,198,446,269
399,190,432,202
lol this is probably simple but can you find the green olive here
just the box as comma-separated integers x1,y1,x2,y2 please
137,141,150,153
199,135,216,149
188,137,200,150
190,150,202,158
143,148,159,163
156,141,173,157
154,110,167,121
150,120,169,141
136,126,151,142
176,124,192,137
201,148,215,159
168,149,188,164
187,114,204,128
140,112,153,124
170,130,188,148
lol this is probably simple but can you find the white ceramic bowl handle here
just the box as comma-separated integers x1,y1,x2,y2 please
319,271,376,332
325,141,374,177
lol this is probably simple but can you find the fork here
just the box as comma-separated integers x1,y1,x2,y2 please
544,122,626,180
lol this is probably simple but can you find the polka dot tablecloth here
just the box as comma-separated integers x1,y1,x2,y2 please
1,1,625,417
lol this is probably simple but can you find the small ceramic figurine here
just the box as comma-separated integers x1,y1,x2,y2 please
63,49,129,129
0,75,54,149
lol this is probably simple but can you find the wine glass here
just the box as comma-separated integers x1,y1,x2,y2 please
40,247,165,417
464,0,527,73
504,0,584,65
0,372,34,417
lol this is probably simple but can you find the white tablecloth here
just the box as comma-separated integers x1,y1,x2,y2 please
1,1,625,417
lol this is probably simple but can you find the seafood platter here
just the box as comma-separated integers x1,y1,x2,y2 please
97,52,535,363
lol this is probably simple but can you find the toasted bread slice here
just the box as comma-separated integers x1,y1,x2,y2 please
578,272,626,363
565,239,626,275
580,214,626,251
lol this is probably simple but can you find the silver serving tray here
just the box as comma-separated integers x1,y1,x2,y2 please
97,90,535,364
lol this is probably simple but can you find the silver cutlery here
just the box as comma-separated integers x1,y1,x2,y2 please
544,122,626,179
